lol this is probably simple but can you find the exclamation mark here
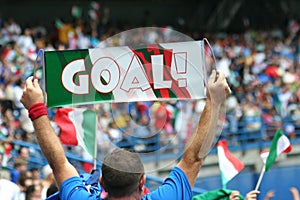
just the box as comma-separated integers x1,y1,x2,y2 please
174,52,187,87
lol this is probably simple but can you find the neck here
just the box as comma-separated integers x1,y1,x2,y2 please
108,192,142,200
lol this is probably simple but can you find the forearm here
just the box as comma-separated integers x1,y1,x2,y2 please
33,115,78,187
178,99,222,186
290,188,300,200
33,115,66,168
21,77,79,187
293,194,300,200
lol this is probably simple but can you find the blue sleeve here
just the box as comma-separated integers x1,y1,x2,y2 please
10,170,20,183
143,167,192,200
59,176,99,200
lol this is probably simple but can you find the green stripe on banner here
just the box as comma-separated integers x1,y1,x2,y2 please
82,110,96,157
45,49,113,107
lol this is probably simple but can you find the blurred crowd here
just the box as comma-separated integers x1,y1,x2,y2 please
1,3,300,199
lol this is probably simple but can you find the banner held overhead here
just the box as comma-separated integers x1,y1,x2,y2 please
43,40,207,107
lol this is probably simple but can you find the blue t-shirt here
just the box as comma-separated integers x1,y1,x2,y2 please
59,166,192,200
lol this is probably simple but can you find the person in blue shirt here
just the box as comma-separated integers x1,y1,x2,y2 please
20,70,231,200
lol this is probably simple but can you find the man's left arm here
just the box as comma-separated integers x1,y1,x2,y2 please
177,70,230,187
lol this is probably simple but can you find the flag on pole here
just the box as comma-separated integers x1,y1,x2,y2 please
88,10,100,20
54,19,64,29
217,139,245,188
255,150,269,191
259,149,269,164
55,107,97,157
265,129,292,171
90,1,100,10
71,5,82,19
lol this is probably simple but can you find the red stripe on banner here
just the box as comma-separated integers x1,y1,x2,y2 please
218,140,244,172
55,108,78,146
130,44,191,99
163,48,190,98
135,51,153,82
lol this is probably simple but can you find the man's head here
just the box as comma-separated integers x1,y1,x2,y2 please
18,146,30,160
101,148,145,198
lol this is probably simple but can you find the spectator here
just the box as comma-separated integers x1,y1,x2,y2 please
174,100,193,142
30,167,41,185
6,17,21,42
0,169,20,200
264,190,275,200
107,121,123,143
264,188,300,200
20,70,230,199
132,114,156,152
41,164,55,200
46,182,58,198
17,170,33,200
99,111,112,133
13,78,25,116
242,95,262,132
25,184,42,200
17,146,30,160
10,157,28,183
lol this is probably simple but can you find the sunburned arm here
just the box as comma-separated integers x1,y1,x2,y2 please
177,70,230,187
21,77,78,188
32,115,78,188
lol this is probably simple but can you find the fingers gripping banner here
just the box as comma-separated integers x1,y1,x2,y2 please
43,40,207,107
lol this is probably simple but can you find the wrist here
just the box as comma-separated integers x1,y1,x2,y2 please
28,102,48,121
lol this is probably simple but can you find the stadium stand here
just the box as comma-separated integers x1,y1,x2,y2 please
1,0,300,199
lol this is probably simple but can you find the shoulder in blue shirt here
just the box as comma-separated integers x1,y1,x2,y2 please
59,166,191,200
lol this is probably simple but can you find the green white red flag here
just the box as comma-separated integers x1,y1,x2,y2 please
265,129,292,171
55,107,97,157
217,139,245,188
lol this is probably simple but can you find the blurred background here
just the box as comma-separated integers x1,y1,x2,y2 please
1,0,300,199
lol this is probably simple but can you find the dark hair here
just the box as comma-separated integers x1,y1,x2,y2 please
18,146,29,155
101,148,144,198
46,182,59,198
25,184,40,200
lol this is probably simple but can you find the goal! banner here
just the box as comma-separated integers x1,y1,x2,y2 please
42,40,207,107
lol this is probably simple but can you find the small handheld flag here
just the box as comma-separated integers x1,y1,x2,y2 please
265,129,292,171
255,129,292,190
217,139,245,189
55,107,97,158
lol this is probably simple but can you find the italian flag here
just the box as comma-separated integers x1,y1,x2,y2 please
265,129,292,171
55,107,97,157
217,139,245,188
259,149,270,164
71,5,82,19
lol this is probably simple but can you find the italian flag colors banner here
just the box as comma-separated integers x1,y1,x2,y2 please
54,107,97,157
43,40,206,107
265,129,292,171
217,139,245,188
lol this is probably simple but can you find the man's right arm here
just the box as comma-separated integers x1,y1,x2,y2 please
21,77,78,188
